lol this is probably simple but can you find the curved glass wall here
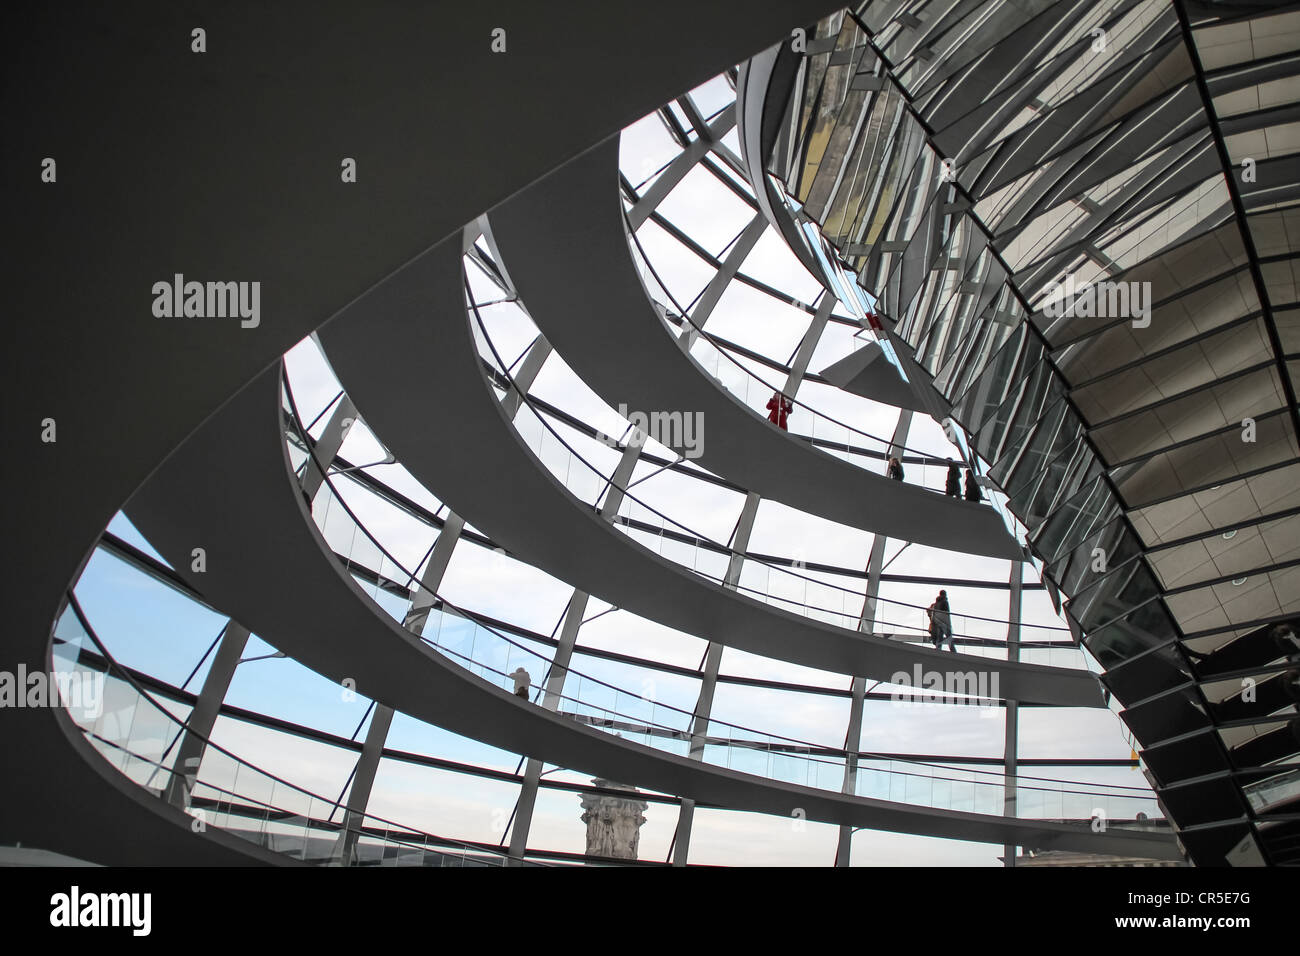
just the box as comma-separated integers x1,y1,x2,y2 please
51,56,1176,867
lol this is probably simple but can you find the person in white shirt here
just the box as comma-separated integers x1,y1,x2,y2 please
509,666,532,700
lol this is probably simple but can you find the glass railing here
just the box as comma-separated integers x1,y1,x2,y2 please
1244,767,1300,814
626,220,973,496
1017,645,1093,670
851,759,1161,822
284,369,1146,822
625,129,1055,600
741,41,1110,668
321,514,1143,818
463,269,1082,661
298,398,1078,662
51,591,545,867
301,437,846,783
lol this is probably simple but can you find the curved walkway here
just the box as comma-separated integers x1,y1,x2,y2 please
487,137,1020,559
315,238,1102,707
1,0,845,865
819,341,946,415
124,365,1175,858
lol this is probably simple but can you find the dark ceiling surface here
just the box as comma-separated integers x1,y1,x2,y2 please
0,0,842,863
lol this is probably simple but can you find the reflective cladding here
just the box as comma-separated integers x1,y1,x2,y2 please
1049,517,1145,600
758,1,1300,861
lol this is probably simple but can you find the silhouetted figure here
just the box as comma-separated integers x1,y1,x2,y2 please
928,590,954,652
887,456,904,481
944,462,961,497
766,392,793,430
1272,623,1300,661
510,666,532,700
964,469,982,502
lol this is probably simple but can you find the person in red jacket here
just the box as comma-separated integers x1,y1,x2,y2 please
767,392,793,430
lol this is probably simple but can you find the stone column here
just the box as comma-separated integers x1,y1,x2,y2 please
579,780,648,860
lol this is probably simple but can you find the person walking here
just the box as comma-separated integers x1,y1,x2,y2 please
766,391,793,431
509,666,532,700
887,456,905,481
928,590,954,652
964,468,983,502
944,462,961,497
